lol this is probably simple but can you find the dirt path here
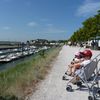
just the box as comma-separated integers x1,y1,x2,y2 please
29,45,100,100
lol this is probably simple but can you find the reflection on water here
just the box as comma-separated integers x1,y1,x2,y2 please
0,47,49,71
0,54,36,71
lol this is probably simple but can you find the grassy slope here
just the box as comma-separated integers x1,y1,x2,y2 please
0,47,61,100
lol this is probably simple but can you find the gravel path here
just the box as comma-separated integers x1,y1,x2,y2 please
29,45,100,100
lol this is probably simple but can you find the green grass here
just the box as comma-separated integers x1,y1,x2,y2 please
0,47,61,100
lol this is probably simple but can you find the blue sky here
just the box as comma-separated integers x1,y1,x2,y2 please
0,0,100,42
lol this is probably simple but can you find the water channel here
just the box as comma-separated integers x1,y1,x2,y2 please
0,53,37,71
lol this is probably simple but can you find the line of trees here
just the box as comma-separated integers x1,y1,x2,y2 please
69,10,100,42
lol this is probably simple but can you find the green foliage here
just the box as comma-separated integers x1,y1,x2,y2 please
39,50,46,58
0,95,18,100
70,10,100,42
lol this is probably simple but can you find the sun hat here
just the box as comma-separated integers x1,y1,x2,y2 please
81,50,92,58
75,52,84,58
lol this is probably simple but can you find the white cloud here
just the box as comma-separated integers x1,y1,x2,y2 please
2,26,11,30
76,0,100,17
27,22,38,27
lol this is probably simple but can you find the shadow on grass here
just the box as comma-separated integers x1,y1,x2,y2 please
0,95,19,100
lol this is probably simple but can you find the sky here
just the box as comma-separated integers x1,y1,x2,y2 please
0,0,100,42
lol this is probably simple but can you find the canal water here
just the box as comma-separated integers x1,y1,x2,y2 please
0,48,51,71
0,53,37,71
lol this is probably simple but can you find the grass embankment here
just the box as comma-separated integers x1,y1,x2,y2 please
0,47,61,100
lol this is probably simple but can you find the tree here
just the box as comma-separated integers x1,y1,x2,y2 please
69,10,100,42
